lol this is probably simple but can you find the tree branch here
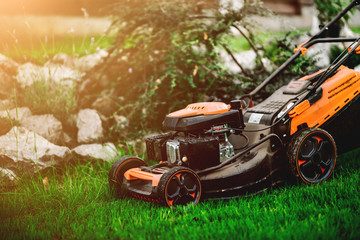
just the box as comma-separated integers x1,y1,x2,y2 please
231,24,266,72
222,44,250,77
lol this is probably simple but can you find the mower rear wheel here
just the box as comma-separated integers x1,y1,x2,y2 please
288,128,337,185
158,167,201,207
108,155,147,197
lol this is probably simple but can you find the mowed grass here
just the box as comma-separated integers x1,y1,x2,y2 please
1,148,359,240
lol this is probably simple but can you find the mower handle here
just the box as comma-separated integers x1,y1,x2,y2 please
248,0,360,98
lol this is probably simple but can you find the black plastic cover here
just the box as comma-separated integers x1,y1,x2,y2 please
162,110,242,132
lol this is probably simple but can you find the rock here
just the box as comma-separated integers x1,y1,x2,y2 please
75,50,108,72
0,69,15,99
0,167,17,189
0,99,15,111
16,63,83,89
72,143,118,162
114,115,129,130
76,109,104,143
49,50,108,72
0,107,32,122
0,127,71,175
19,114,63,145
0,54,19,76
91,92,117,116
0,167,17,181
50,53,75,67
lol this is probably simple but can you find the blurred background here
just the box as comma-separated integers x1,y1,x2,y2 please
1,0,359,42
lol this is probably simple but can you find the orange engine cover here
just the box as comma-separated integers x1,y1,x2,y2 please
168,102,230,117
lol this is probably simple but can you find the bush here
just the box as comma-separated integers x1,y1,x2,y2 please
90,1,267,133
313,0,353,37
90,0,316,138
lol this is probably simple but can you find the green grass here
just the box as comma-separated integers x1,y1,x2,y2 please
0,35,112,65
352,26,360,34
1,148,359,240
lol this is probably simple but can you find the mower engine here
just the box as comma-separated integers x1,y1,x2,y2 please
146,125,235,170
145,101,245,170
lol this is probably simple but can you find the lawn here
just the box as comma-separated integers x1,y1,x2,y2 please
1,147,359,240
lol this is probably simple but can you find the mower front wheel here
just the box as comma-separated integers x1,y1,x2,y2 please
158,167,202,207
288,128,337,185
108,155,147,197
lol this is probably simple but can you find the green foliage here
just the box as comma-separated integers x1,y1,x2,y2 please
329,45,360,69
313,0,354,37
314,0,353,23
92,0,271,133
260,31,316,97
352,26,360,34
1,149,360,239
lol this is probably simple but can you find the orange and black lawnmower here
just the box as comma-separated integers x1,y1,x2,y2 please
109,0,360,207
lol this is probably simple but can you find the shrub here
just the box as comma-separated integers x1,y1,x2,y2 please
91,0,268,133
313,0,353,37
90,0,316,138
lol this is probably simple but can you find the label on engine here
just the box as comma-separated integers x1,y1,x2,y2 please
248,113,264,124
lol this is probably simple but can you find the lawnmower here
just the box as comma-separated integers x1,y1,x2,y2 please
109,0,360,207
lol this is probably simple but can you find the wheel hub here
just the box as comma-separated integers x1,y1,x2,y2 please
179,186,188,197
289,128,337,185
312,153,321,164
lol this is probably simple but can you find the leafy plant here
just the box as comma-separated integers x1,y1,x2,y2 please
313,0,353,37
329,45,360,69
314,0,353,23
89,0,273,134
261,31,316,96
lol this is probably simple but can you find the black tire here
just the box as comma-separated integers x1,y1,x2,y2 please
108,155,147,197
158,166,201,207
287,128,337,184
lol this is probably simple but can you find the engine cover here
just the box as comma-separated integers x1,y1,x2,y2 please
163,102,244,132
163,111,241,132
